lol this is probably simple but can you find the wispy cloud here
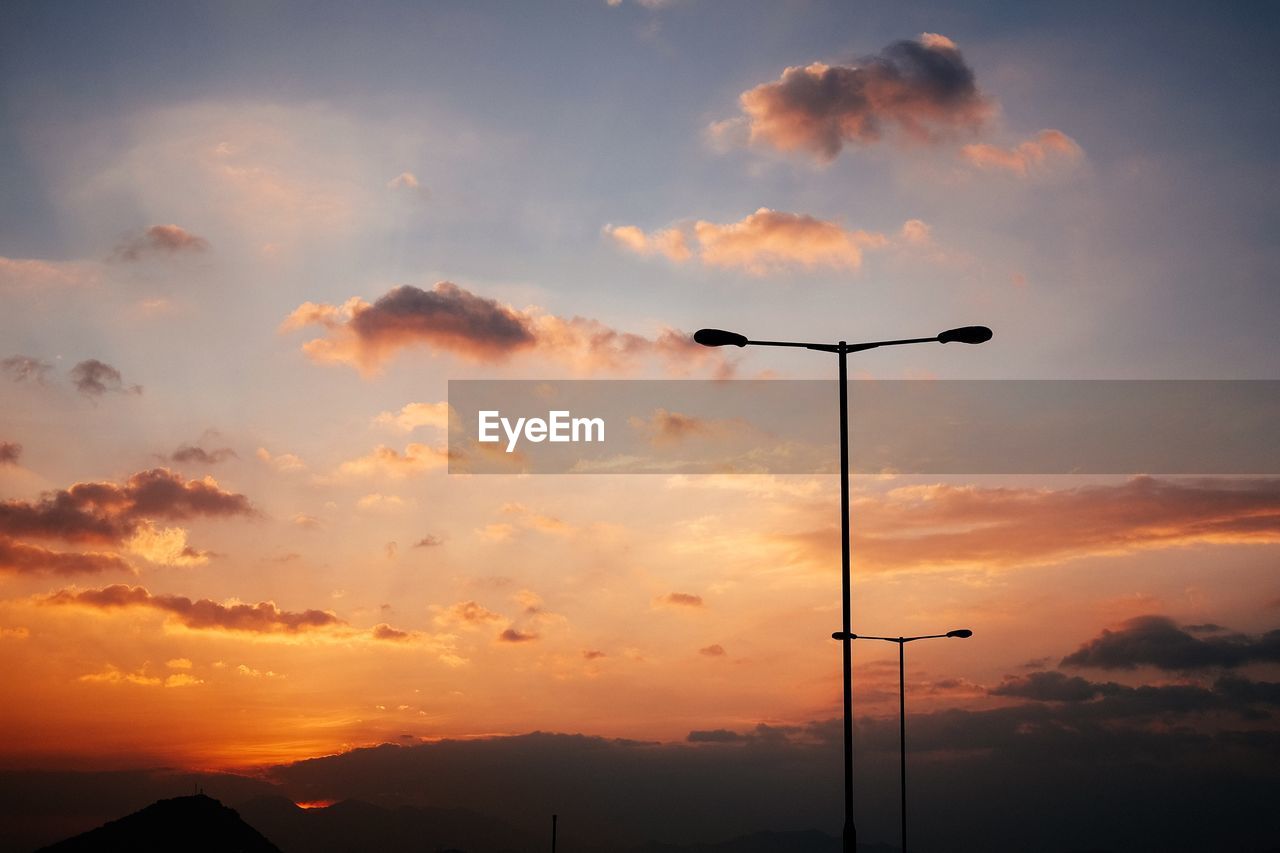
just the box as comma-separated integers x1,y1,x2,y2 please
607,209,902,274
70,360,142,397
962,129,1083,177
766,477,1280,573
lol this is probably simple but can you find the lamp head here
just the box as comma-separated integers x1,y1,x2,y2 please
938,326,993,345
694,328,748,347
946,629,974,638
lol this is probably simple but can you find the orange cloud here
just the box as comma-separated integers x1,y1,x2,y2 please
695,209,886,273
602,224,691,261
373,402,451,432
78,664,203,687
608,209,907,275
0,256,99,290
435,600,504,627
0,535,132,576
658,592,704,608
257,447,306,473
125,521,211,567
371,623,412,642
335,443,449,479
283,282,728,376
722,35,992,162
386,171,424,193
44,584,342,634
962,129,1083,177
0,468,253,545
769,476,1280,573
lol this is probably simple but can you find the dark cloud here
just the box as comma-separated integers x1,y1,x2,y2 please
990,670,1121,702
1061,615,1280,670
413,535,442,548
699,643,726,657
0,442,19,465
282,283,535,370
114,224,210,262
687,728,744,743
727,34,991,162
44,584,342,634
498,627,538,643
1215,673,1280,706
986,669,1270,720
351,283,534,359
1184,623,1227,634
169,444,237,465
659,592,703,608
69,359,142,397
0,467,254,544
0,535,131,576
583,649,606,660
1,355,53,384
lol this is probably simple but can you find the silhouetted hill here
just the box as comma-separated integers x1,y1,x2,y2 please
235,795,534,853
34,794,280,852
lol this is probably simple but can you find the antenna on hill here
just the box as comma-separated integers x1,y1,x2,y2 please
551,813,557,853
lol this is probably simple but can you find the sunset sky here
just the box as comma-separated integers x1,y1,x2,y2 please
2,2,1279,850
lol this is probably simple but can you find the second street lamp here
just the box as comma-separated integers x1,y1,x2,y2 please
837,628,974,853
693,325,991,853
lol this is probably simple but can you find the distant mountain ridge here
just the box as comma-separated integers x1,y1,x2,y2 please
34,791,910,853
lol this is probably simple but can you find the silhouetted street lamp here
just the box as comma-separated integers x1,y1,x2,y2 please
694,325,991,853
834,629,973,853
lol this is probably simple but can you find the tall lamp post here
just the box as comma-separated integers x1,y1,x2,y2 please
693,325,991,853
842,629,974,853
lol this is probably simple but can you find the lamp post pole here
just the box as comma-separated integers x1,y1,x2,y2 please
848,629,974,853
693,325,990,853
838,343,854,847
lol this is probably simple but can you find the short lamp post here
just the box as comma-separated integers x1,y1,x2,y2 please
833,628,974,853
